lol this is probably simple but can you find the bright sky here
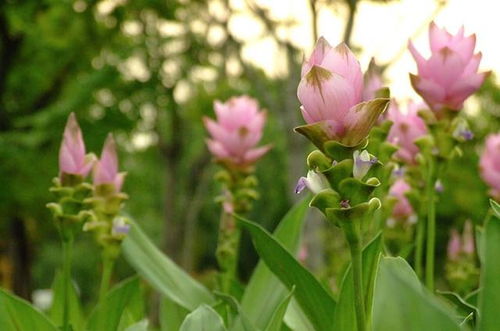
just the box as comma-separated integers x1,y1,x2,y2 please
231,0,499,102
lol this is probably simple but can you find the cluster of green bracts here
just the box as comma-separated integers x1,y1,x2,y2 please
47,175,129,330
214,166,259,294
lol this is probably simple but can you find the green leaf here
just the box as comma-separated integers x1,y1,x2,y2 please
86,277,141,331
478,216,500,331
264,287,295,331
373,257,460,331
283,298,315,331
179,305,226,331
49,271,84,331
160,296,189,331
124,320,149,331
123,220,215,310
490,199,500,218
334,233,382,331
238,216,336,331
240,197,311,329
0,288,58,331
437,290,477,326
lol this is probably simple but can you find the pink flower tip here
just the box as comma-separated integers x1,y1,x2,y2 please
59,112,93,178
93,134,126,192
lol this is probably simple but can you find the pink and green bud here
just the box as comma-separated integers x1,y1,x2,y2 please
59,113,93,179
447,229,461,261
204,96,271,168
479,133,500,200
297,38,389,148
388,178,414,220
387,100,428,164
409,22,489,115
93,134,126,192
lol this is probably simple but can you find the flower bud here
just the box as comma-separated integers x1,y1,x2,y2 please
479,133,500,200
409,22,489,115
387,100,428,164
353,150,377,179
59,113,93,180
295,170,330,195
447,229,461,261
204,96,271,167
93,134,126,192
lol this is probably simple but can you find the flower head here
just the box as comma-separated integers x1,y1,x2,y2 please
204,96,271,167
59,113,93,178
447,221,475,261
409,22,489,114
387,100,428,164
93,134,126,192
297,38,389,147
479,133,500,200
295,170,330,195
389,178,414,220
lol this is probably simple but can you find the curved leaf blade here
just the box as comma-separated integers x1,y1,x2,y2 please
241,197,310,329
238,216,336,331
123,220,215,310
179,305,226,331
373,257,460,331
478,216,500,330
0,288,58,331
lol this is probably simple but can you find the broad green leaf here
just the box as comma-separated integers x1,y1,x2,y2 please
124,320,149,331
160,296,189,331
283,298,314,331
117,278,146,331
478,216,500,331
49,271,84,331
0,288,58,331
86,277,141,331
264,287,295,331
373,257,460,331
238,216,336,331
437,290,477,326
213,292,257,331
240,197,310,330
490,199,500,218
179,305,226,331
334,233,382,331
123,220,215,310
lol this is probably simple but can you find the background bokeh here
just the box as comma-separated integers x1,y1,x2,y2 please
0,0,499,310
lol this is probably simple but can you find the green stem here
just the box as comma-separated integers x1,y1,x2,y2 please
216,210,241,294
349,238,366,331
415,205,426,278
425,158,436,290
61,235,73,331
98,253,115,302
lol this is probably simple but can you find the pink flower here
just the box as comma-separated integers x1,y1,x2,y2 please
93,134,126,192
59,113,93,178
387,100,428,164
297,38,389,147
479,133,500,200
389,179,414,220
363,58,384,101
204,96,271,167
409,22,489,114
